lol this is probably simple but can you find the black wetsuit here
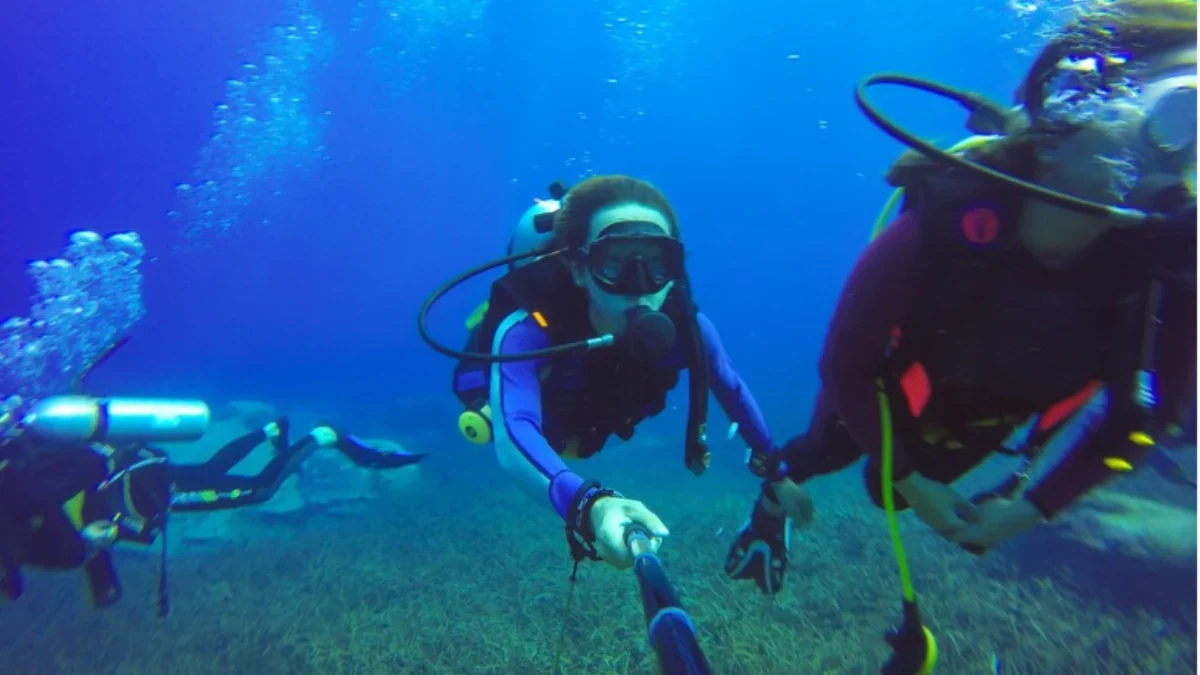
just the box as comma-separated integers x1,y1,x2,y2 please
784,209,1195,518
0,421,425,605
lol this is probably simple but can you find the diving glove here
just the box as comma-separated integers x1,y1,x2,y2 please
724,488,791,595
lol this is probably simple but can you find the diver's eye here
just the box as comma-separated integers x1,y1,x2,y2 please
647,262,668,284
599,258,623,279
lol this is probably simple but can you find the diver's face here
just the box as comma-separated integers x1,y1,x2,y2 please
1025,46,1197,264
1039,50,1196,204
573,202,675,335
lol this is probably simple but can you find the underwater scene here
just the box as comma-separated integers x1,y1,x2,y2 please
0,0,1196,674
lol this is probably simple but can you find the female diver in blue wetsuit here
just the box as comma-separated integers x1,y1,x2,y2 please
420,175,796,570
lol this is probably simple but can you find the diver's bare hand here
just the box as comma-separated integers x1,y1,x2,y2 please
955,497,1043,550
589,496,670,569
766,477,816,527
895,473,979,542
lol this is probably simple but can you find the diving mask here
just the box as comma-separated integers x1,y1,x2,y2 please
1027,49,1197,212
1139,72,1196,156
1030,50,1196,157
582,221,685,296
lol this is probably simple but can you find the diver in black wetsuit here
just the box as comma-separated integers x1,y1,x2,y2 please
0,397,425,614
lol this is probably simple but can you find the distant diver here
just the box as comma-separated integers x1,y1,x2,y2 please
0,393,425,616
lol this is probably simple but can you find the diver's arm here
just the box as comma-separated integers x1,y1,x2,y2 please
1022,407,1146,518
489,312,585,520
818,211,928,479
696,312,773,454
1026,288,1198,517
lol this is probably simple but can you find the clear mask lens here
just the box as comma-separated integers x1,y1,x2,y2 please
1145,85,1197,153
586,234,682,295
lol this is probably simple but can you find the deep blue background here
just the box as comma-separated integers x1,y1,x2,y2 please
0,0,1039,432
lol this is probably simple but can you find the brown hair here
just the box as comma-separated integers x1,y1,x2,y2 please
886,0,1197,187
552,175,680,251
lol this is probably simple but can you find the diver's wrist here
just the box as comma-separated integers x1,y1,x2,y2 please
759,482,786,517
1015,496,1047,525
893,471,928,502
567,481,621,544
1023,489,1056,521
748,444,789,482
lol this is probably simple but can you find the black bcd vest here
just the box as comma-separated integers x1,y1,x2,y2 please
452,257,695,458
890,167,1132,418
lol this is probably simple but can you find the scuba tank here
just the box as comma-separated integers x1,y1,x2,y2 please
21,395,210,445
454,187,566,445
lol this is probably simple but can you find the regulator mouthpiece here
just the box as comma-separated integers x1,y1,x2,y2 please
623,307,677,363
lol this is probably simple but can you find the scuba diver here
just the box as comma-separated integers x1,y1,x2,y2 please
726,0,1197,598
419,175,791,571
0,393,425,615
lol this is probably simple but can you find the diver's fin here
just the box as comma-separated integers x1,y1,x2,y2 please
376,451,427,469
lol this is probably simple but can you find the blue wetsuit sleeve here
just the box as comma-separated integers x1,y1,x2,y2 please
489,311,584,520
696,312,774,454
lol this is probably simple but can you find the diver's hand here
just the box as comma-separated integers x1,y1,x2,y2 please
589,496,670,569
954,497,1044,551
895,473,979,542
768,477,816,526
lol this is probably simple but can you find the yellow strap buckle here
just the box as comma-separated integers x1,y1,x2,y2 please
1128,431,1155,446
1104,457,1134,472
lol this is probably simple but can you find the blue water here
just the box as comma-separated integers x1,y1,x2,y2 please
0,2,1194,674
0,0,1049,411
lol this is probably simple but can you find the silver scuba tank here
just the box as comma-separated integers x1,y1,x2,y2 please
21,395,210,444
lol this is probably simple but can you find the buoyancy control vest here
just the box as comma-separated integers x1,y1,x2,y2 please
0,441,156,608
883,162,1182,465
889,167,1124,419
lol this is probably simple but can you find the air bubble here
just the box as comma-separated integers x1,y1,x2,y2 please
70,231,102,245
2,232,146,401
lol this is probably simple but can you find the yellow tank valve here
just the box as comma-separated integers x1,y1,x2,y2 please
458,404,493,444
